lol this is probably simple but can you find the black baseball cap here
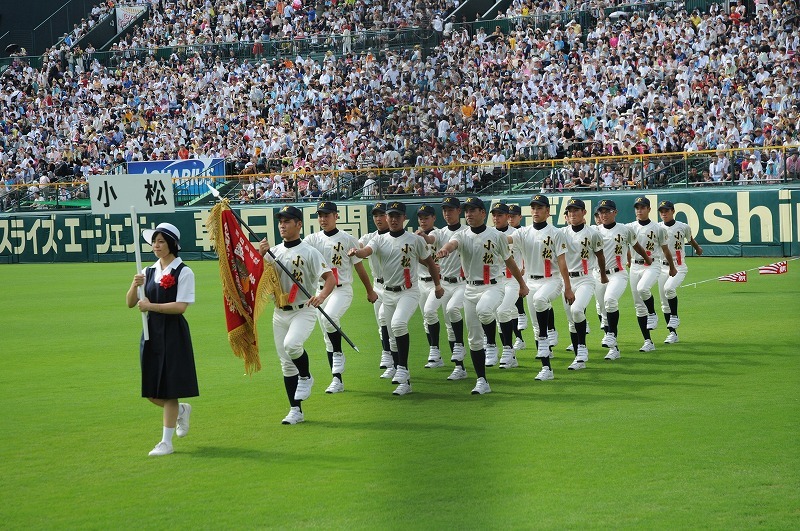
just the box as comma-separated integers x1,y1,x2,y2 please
462,196,485,210
595,199,617,212
441,196,461,208
417,205,436,216
508,204,522,215
276,205,303,221
386,201,406,214
564,198,586,212
371,202,387,214
316,201,338,213
490,202,510,214
633,196,651,207
530,194,550,207
657,200,675,211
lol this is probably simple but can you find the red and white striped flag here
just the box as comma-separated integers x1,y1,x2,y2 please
718,271,748,282
758,261,788,275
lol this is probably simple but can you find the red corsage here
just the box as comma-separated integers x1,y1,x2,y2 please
159,273,176,289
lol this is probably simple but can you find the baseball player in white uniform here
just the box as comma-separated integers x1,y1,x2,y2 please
594,199,652,361
304,201,378,394
259,205,336,425
489,202,523,369
561,198,608,370
657,200,703,344
508,204,529,350
628,196,677,353
348,201,443,396
358,202,396,375
416,197,468,378
436,196,528,395
415,205,442,368
508,194,574,381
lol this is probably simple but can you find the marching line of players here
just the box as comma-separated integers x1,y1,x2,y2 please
259,195,702,424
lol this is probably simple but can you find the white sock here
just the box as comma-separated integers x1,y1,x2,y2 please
162,426,175,444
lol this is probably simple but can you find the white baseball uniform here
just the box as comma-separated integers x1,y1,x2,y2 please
495,224,520,325
658,219,692,312
425,224,466,340
268,239,330,377
628,220,668,317
595,222,637,316
561,223,604,329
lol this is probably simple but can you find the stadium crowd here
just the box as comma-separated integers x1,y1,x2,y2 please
1,0,799,208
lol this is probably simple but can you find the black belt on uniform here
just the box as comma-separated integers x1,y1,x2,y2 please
568,271,586,278
634,259,648,264
384,285,407,292
442,276,461,283
662,260,670,266
280,304,306,311
530,275,545,280
466,279,498,285
420,276,433,282
375,278,384,284
606,266,623,274
320,284,343,289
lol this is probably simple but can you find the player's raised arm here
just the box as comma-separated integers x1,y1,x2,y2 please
436,240,458,258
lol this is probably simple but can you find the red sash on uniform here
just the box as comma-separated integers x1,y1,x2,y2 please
581,258,589,275
332,267,339,284
676,250,682,266
616,255,623,270
483,264,491,284
288,283,299,303
544,260,551,278
403,268,412,288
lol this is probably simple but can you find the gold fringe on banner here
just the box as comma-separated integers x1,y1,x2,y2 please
207,199,288,374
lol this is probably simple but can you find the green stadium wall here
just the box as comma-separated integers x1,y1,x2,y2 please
1,188,798,263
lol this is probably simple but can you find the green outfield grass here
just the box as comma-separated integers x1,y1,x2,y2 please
1,258,798,529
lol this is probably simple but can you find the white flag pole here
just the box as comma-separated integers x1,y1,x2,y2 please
131,206,149,341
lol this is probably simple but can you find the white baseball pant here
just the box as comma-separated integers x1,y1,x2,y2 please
525,276,563,338
379,287,421,339
658,264,688,313
595,269,628,316
272,305,318,377
317,284,353,352
562,273,595,332
496,276,520,324
630,263,660,317
423,279,465,341
463,283,504,350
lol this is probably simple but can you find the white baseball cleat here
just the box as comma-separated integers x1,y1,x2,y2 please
325,377,344,394
547,329,559,346
471,377,492,395
604,347,621,360
513,338,526,350
392,382,412,396
380,366,396,379
536,340,551,359
392,366,410,385
176,403,192,438
331,352,346,374
294,375,314,401
485,344,499,367
450,343,466,362
517,314,528,330
499,347,517,369
565,344,574,352
576,345,589,362
148,441,174,456
664,331,679,344
281,407,304,425
534,366,554,381
379,351,393,369
646,313,658,330
639,339,656,352
667,316,680,329
601,332,617,348
447,366,468,380
567,359,586,370
424,358,444,368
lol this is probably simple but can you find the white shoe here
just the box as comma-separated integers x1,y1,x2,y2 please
379,351,393,369
498,347,515,368
565,344,574,352
576,345,589,362
176,403,191,438
424,358,444,368
568,359,586,370
517,314,528,330
471,377,492,395
513,338,526,350
450,343,465,362
668,316,680,329
602,332,617,348
325,377,344,394
294,375,314,401
646,313,658,330
485,344,499,367
664,331,679,344
639,339,656,352
534,366,554,381
148,441,174,456
604,347,621,360
536,340,551,359
392,366,409,385
331,352,345,374
548,329,559,346
392,382,412,395
447,366,468,380
380,367,396,379
281,406,304,425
